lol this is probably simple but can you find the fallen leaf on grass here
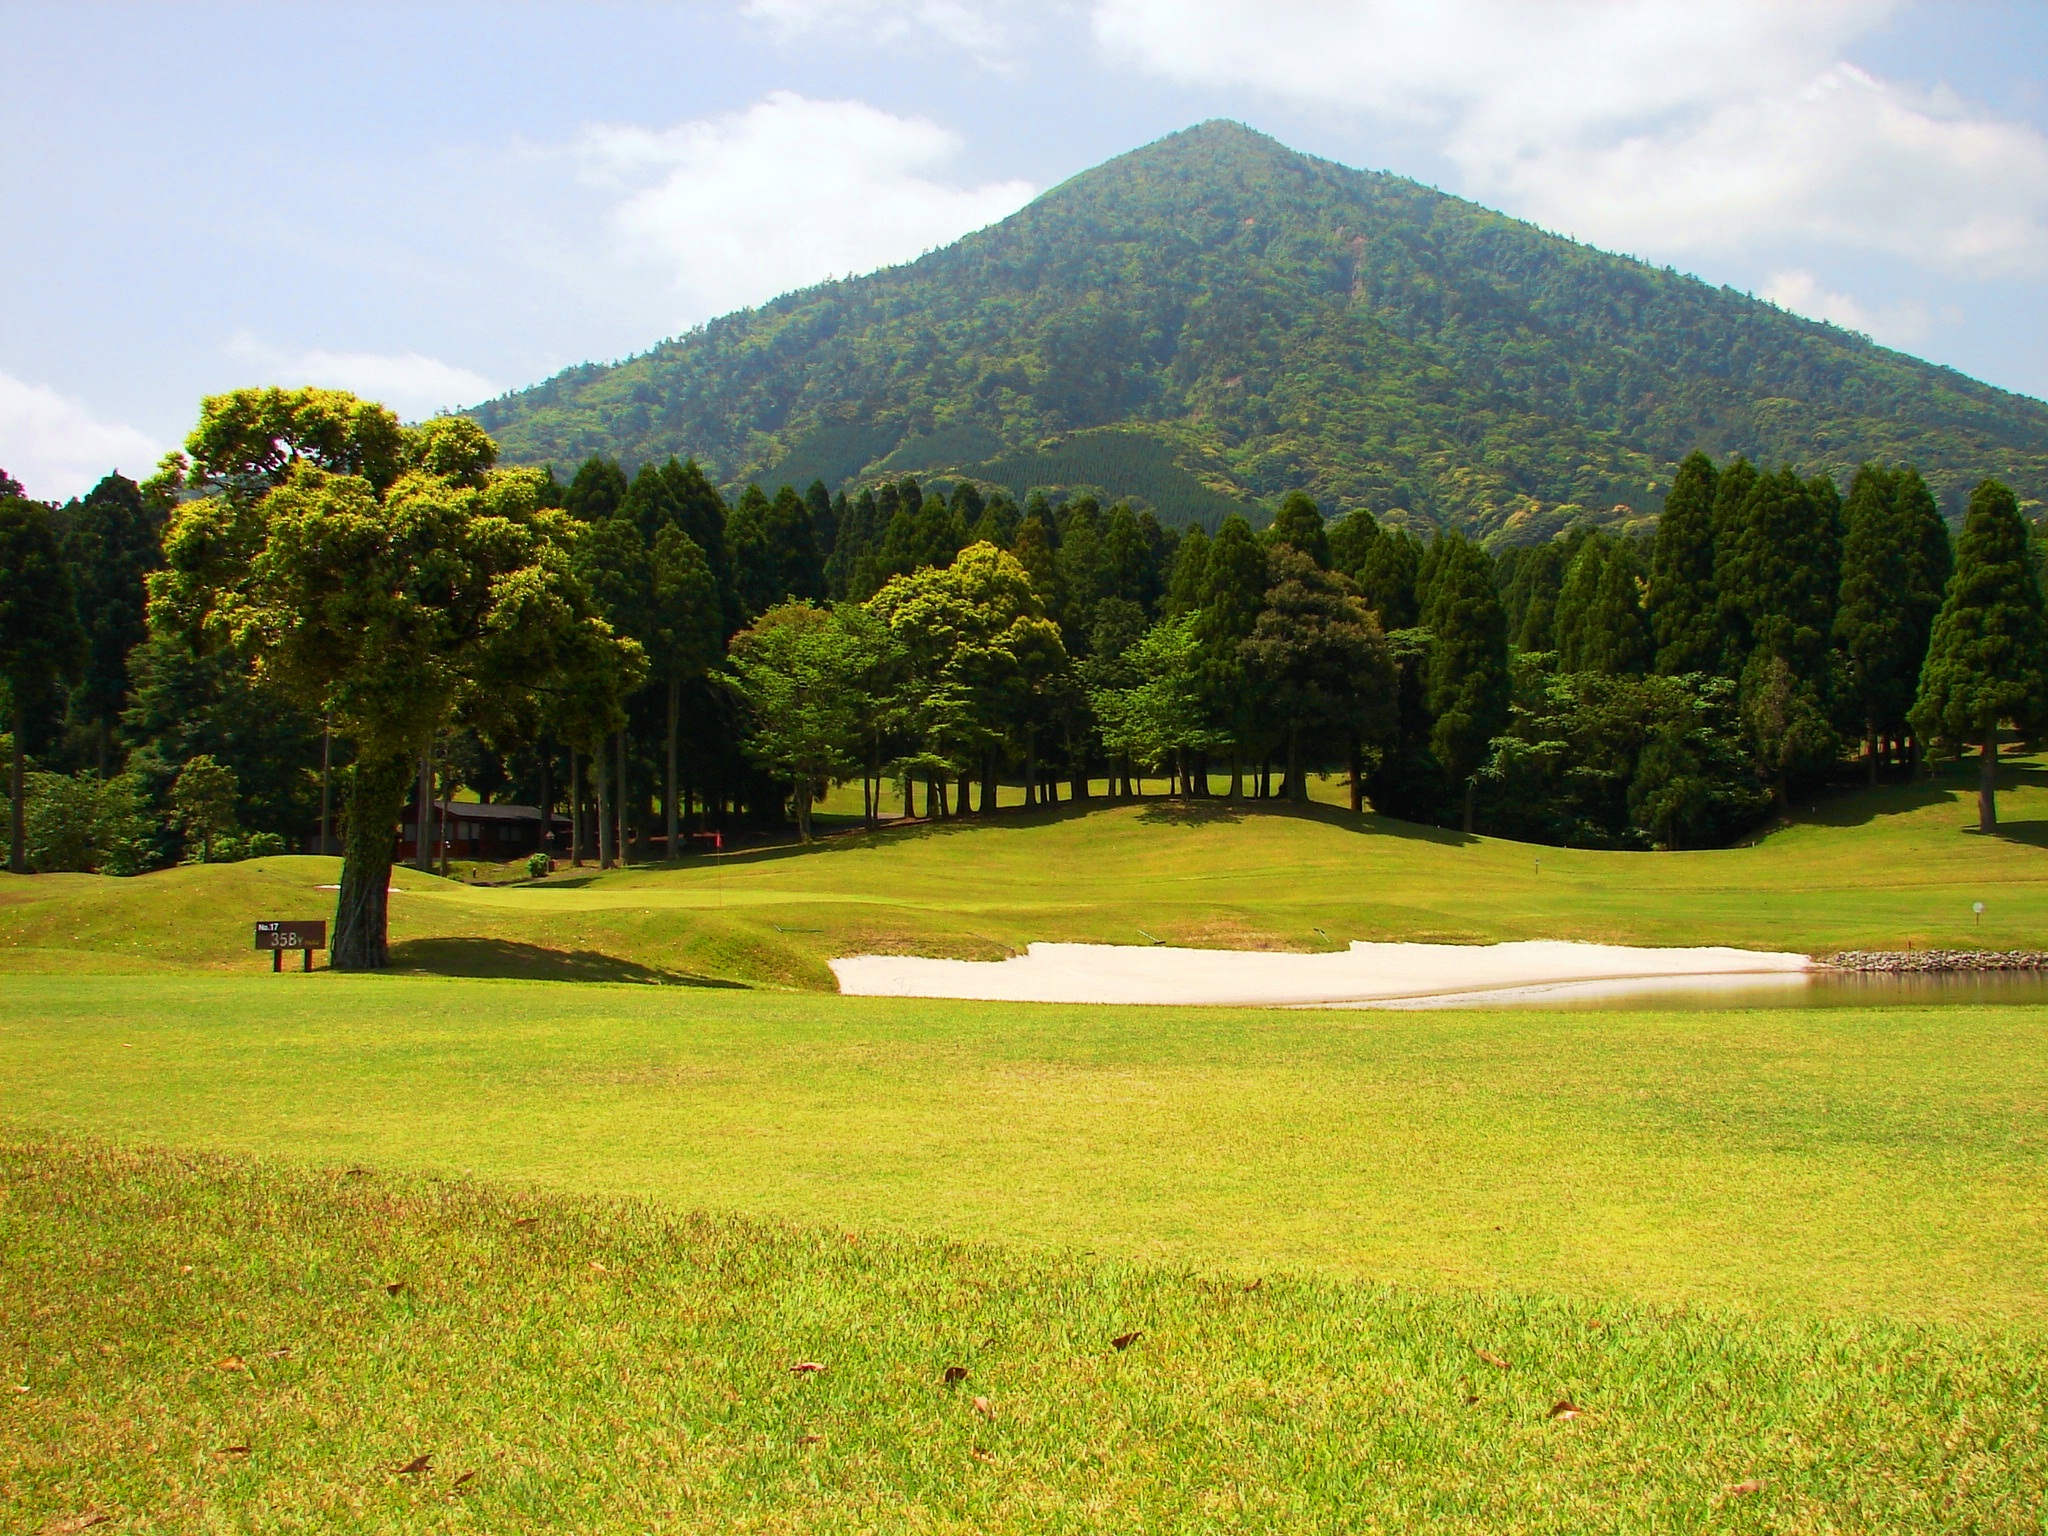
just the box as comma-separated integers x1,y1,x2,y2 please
43,1510,111,1534
1112,1331,1142,1351
943,1365,969,1385
1475,1349,1509,1370
212,1444,252,1457
178,1264,193,1275
791,1361,826,1375
972,1395,993,1418
799,1434,822,1445
970,1446,994,1464
1548,1400,1583,1420
587,1261,607,1274
1243,1278,1263,1292
382,1282,406,1297
1727,1478,1764,1495
1462,1394,1480,1406
450,1471,476,1489
12,1383,28,1394
265,1348,292,1360
344,1167,372,1178
1587,1318,1605,1330
395,1453,433,1477
215,1356,248,1373
510,1217,538,1230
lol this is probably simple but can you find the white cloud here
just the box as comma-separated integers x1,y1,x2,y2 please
741,0,1022,60
1761,269,1933,348
1091,0,2048,276
0,370,163,502
224,334,501,420
578,92,1037,321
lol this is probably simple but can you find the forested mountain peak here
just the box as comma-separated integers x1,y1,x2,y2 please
471,119,2048,541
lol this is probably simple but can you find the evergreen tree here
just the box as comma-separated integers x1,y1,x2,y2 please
725,485,779,621
1195,514,1268,791
1912,478,2048,832
1502,540,1565,652
658,457,737,630
1557,533,1649,675
1707,456,1760,673
1011,511,1057,599
1358,526,1422,630
59,472,160,774
1327,508,1379,583
564,456,628,522
1649,450,1719,675
1102,502,1158,610
765,484,826,603
1835,465,1950,782
1421,531,1509,830
0,495,84,873
1164,526,1211,617
831,487,880,599
805,481,837,564
1719,465,1843,800
1238,547,1394,801
1267,491,1330,567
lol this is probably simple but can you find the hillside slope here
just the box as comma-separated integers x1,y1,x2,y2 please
473,120,2048,536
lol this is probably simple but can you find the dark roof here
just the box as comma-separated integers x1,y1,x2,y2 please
419,800,566,825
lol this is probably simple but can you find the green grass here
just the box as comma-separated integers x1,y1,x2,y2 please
7,1132,2043,1534
6,975,2047,1325
6,756,2045,990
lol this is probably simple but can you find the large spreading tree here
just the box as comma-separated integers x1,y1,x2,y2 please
1912,478,2047,833
150,388,638,967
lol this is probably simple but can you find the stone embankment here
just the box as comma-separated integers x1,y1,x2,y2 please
1826,950,2048,972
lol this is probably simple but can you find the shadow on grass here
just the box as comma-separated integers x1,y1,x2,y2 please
389,937,747,987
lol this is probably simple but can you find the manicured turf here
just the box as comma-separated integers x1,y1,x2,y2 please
5,974,2046,1325
6,1132,2042,1534
4,756,2045,989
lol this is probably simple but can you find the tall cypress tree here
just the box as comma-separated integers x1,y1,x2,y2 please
1267,491,1330,567
1649,450,1720,675
1912,478,2048,833
1196,514,1268,793
1422,530,1509,831
1835,465,1950,782
564,456,628,522
1327,508,1379,582
1503,540,1565,652
659,458,736,633
60,472,160,774
1557,535,1650,675
1164,526,1212,618
0,495,83,872
1358,525,1422,630
1707,456,1759,673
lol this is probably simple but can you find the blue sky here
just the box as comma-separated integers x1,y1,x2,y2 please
3,0,2046,498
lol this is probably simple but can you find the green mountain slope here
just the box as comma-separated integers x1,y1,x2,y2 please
471,121,2048,538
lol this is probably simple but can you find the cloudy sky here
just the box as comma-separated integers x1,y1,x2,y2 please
3,0,2046,498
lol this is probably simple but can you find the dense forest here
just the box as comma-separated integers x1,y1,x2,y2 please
5,388,2044,950
470,121,2048,539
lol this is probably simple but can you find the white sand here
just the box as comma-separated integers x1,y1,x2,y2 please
830,940,1814,1008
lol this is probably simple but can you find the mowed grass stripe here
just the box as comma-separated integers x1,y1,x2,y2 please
5,975,2046,1323
4,1133,2042,1534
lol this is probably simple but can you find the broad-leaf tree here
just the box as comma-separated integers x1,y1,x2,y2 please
1912,478,2048,832
726,602,867,842
150,388,638,967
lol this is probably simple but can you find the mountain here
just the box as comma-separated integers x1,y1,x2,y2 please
469,121,2048,540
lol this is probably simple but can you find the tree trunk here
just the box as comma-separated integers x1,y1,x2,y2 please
1024,726,1037,810
569,751,582,866
666,678,680,862
616,727,631,866
415,755,434,871
1866,719,1878,790
1349,739,1364,814
1288,722,1304,804
331,751,413,971
795,777,812,842
538,739,553,864
319,723,333,857
1981,726,1999,833
902,774,914,819
9,711,27,874
1463,779,1476,834
983,751,998,816
1228,749,1242,802
596,744,613,868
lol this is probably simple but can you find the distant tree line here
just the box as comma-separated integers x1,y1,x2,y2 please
3,389,2043,962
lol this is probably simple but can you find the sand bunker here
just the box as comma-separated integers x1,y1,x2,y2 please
830,940,1814,1009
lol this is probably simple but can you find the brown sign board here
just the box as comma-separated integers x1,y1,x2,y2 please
254,921,327,951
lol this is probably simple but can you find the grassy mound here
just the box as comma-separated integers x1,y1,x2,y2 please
3,757,2047,987
6,1132,2041,1533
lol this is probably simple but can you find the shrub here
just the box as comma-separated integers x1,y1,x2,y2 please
5,771,158,875
526,850,553,880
